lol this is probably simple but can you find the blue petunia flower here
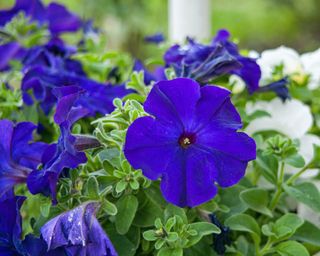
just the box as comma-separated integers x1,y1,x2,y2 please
0,42,26,71
164,30,261,93
0,0,82,35
0,120,48,197
27,88,89,203
133,60,167,85
144,33,165,44
0,191,25,255
41,202,118,256
124,78,256,207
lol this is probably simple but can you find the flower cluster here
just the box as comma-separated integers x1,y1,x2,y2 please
1,1,320,255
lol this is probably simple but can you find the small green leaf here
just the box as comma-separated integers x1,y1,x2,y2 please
115,195,139,234
115,180,127,194
188,222,221,236
40,202,51,218
186,222,221,247
240,188,273,217
225,214,260,243
102,200,118,216
158,247,183,256
155,239,166,250
164,205,187,223
143,230,158,241
267,213,304,241
283,183,320,212
166,232,179,242
285,153,305,168
86,176,99,198
275,241,309,256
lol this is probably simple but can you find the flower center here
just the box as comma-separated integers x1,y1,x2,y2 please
179,133,196,148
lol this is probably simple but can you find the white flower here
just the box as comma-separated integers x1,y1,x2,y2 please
301,48,320,89
257,46,304,82
246,98,312,139
246,98,319,178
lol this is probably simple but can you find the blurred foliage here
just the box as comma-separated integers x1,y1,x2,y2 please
2,0,320,57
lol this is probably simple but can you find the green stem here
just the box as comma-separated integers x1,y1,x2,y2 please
269,162,285,211
286,164,310,185
259,237,273,256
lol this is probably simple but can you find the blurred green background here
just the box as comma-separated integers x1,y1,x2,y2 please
2,0,320,58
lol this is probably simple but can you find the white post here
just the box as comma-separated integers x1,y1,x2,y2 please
169,0,211,42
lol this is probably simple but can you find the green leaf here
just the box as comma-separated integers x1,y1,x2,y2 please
186,222,221,247
158,247,183,256
283,183,320,212
285,153,305,168
275,241,309,256
292,221,320,247
164,204,188,223
115,180,127,194
101,200,117,216
105,225,139,256
256,153,278,184
86,176,99,198
143,230,158,241
225,214,260,243
263,213,304,241
240,188,273,217
189,222,221,236
219,185,248,217
115,195,139,234
133,193,163,227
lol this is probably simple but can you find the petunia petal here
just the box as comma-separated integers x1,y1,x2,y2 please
144,78,200,130
124,116,179,180
160,148,218,207
196,130,256,161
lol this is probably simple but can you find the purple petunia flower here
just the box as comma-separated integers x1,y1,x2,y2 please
22,66,131,115
0,0,82,35
0,42,26,71
41,202,118,256
124,78,256,207
22,38,85,75
0,191,66,255
0,120,48,197
164,30,261,93
144,32,165,44
212,29,261,93
0,191,25,255
133,59,167,85
27,89,89,203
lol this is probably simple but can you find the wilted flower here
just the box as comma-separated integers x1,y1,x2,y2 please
164,30,261,93
210,214,231,254
0,191,25,255
124,78,256,207
0,120,48,197
41,202,118,256
257,77,290,102
27,88,89,203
